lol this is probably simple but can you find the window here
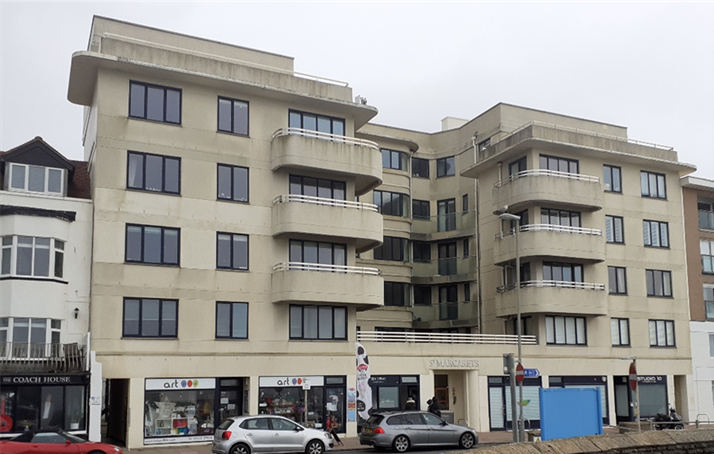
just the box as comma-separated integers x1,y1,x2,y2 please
464,283,471,302
289,240,346,266
603,165,622,193
641,171,666,199
463,238,470,257
511,316,533,336
412,200,430,219
129,81,181,124
373,190,409,217
123,298,178,338
462,194,468,213
217,164,249,202
412,158,429,178
701,240,714,274
643,220,669,248
541,208,581,227
543,262,583,283
0,236,64,279
540,155,578,174
605,215,624,244
373,237,408,262
289,305,346,340
412,242,431,262
646,269,672,297
611,318,630,346
436,156,455,178
381,149,408,171
125,225,180,266
649,319,675,347
709,334,714,357
7,163,64,195
546,316,587,345
384,282,410,307
215,302,248,339
414,286,431,306
608,266,627,294
698,200,714,229
437,199,456,232
0,317,60,345
438,242,457,276
289,175,345,200
218,97,249,135
477,138,491,152
217,233,249,270
703,286,714,319
438,285,458,320
127,151,181,194
289,110,345,136
509,157,527,176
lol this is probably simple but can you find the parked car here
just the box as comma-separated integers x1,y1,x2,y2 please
0,429,122,454
359,411,478,452
212,415,334,454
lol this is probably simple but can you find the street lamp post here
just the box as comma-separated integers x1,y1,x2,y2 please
499,211,525,442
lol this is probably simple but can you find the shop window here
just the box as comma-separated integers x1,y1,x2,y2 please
1,236,64,279
123,298,178,338
290,175,346,200
215,302,248,339
641,171,666,199
129,81,181,124
643,220,669,248
604,165,622,193
7,163,64,195
144,384,215,439
374,190,409,217
218,97,249,135
436,156,455,178
381,149,408,171
126,224,180,266
217,164,249,202
649,319,675,347
127,151,181,194
412,158,429,178
290,305,346,340
646,269,672,297
217,233,249,271
289,110,345,136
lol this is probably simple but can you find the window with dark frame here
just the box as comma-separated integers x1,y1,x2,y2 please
464,282,471,302
649,319,675,347
289,175,346,200
217,164,249,202
374,190,409,217
540,155,579,174
288,110,345,136
641,171,667,199
381,149,408,171
437,242,457,276
605,215,624,244
603,165,622,193
125,224,179,266
704,285,714,319
438,285,458,320
384,282,410,307
511,316,532,336
289,305,346,340
123,298,178,338
414,285,431,306
546,315,587,345
217,97,249,135
289,240,346,267
541,208,581,227
463,238,470,257
412,200,430,219
412,241,431,262
437,198,456,232
462,194,468,213
436,156,455,178
412,158,429,178
702,240,714,274
509,157,527,176
129,81,181,124
127,151,181,194
643,220,669,248
646,269,672,297
217,233,249,270
373,237,408,262
611,318,630,346
543,262,583,283
215,302,248,339
608,266,627,294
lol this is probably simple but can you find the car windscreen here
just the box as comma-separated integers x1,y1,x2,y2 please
366,415,384,425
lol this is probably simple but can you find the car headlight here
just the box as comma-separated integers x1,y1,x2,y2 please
324,432,333,439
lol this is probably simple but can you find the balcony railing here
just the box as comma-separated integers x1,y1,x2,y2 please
495,224,602,240
497,280,606,293
273,194,379,212
357,331,537,345
495,169,599,188
412,210,476,235
273,262,381,275
699,211,714,230
0,342,86,373
272,127,379,150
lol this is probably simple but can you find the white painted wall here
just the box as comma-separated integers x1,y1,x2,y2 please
690,321,714,422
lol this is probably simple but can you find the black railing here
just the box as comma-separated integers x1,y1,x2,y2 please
0,342,86,373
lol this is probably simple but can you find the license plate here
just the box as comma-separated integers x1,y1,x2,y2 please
363,428,373,434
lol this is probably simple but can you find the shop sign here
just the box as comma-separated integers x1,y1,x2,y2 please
368,376,400,386
144,435,213,445
1,374,88,385
145,378,216,390
259,376,324,387
638,376,665,384
428,358,479,369
347,388,356,422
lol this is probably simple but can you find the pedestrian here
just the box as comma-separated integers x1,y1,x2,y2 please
405,396,416,411
428,397,442,417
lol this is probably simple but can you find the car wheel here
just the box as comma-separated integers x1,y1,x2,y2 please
230,443,251,454
392,435,410,453
459,432,476,449
305,440,324,454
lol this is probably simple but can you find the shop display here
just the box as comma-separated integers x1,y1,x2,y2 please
144,391,213,438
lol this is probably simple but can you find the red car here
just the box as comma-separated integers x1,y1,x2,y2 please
0,430,123,454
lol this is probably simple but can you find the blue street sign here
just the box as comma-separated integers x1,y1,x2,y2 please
523,368,540,378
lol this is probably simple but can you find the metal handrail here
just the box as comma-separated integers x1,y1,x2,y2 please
495,224,602,240
695,414,712,429
0,342,86,373
272,128,379,150
273,194,379,212
495,169,600,188
357,331,538,345
273,262,381,275
497,280,606,293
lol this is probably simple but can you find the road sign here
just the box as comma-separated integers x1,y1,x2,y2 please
523,368,540,378
629,362,637,391
515,362,524,383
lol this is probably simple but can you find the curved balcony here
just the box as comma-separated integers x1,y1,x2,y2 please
271,128,382,196
495,280,606,317
271,262,383,310
493,224,604,265
272,195,383,252
493,170,602,212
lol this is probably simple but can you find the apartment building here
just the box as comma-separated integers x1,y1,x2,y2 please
0,137,94,438
681,177,714,421
66,16,697,448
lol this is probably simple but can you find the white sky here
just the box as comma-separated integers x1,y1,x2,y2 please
1,2,713,178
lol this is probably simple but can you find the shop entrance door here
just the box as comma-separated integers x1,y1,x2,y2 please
217,379,243,425
106,379,128,445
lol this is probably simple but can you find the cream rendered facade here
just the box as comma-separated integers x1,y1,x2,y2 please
68,17,696,449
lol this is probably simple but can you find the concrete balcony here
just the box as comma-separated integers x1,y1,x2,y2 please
271,262,383,310
412,211,475,241
495,280,606,318
272,195,383,253
357,330,537,345
271,128,382,196
0,342,87,374
493,224,604,265
412,300,479,329
493,170,602,212
412,256,477,284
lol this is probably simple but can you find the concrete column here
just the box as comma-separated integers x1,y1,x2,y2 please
477,376,490,432
606,375,617,425
248,375,260,415
126,377,145,450
466,370,480,429
88,352,102,442
421,372,435,410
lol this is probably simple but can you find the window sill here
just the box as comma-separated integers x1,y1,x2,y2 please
412,175,430,180
611,344,631,347
436,175,455,179
121,336,178,340
646,295,674,299
125,261,180,268
215,337,249,341
217,130,250,138
0,276,68,284
604,191,623,195
216,267,249,272
126,187,181,197
605,242,626,245
641,196,667,201
217,198,250,204
649,345,677,348
128,116,181,127
609,293,628,296
288,338,348,342
546,343,588,347
644,245,670,250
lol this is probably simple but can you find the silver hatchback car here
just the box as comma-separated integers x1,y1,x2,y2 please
359,411,478,452
212,415,334,454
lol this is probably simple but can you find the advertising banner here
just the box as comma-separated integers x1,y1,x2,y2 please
356,342,372,420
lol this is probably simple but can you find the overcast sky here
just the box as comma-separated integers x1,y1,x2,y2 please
1,2,713,178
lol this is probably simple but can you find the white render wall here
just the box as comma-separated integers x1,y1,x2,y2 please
690,321,714,422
